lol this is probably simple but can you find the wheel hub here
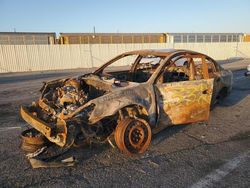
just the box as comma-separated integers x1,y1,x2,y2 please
128,124,145,149
115,117,152,155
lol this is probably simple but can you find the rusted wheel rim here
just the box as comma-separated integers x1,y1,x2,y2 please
21,128,45,145
21,128,46,152
128,123,145,149
115,118,151,155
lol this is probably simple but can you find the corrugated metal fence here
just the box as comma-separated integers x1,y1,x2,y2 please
0,42,250,73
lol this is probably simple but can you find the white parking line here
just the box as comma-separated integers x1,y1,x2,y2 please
0,126,22,132
190,150,250,188
234,75,245,81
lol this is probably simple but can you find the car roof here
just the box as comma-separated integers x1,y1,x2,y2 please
122,49,211,58
122,49,181,57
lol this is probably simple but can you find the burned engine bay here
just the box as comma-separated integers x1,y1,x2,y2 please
38,73,125,124
20,73,136,167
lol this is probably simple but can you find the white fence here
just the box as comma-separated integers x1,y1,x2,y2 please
0,42,250,73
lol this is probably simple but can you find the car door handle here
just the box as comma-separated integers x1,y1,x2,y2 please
159,94,164,98
202,89,208,94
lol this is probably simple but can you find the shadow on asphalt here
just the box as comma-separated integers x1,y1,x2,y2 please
38,125,188,165
152,125,187,146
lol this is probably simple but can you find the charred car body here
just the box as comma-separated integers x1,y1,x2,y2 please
20,49,233,155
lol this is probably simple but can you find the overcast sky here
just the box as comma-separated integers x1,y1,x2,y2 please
0,0,249,34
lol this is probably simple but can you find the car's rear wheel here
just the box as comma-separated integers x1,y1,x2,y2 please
114,117,151,155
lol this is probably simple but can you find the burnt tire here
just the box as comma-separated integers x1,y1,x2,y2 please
114,118,151,155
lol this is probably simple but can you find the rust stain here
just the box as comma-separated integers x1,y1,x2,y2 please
158,79,213,125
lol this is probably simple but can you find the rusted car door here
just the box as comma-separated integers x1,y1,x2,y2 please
155,79,214,127
154,55,214,132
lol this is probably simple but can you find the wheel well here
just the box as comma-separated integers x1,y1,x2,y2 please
118,104,149,122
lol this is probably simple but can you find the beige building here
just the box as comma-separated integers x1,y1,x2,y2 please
0,32,56,45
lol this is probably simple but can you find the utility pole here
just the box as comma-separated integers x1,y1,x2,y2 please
92,26,96,38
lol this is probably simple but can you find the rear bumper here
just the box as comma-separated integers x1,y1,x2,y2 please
20,106,66,147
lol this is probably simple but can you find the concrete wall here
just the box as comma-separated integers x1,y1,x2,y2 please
0,42,250,73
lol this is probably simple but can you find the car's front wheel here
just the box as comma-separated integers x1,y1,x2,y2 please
114,117,151,155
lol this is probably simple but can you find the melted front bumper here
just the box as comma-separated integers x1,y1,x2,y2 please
20,106,67,147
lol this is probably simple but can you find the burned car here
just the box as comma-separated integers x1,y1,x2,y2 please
20,49,233,156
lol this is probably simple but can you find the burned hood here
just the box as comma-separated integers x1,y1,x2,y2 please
37,73,143,122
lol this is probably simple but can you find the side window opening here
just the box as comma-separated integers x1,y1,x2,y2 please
157,54,213,84
158,56,190,83
190,56,211,80
103,55,138,74
193,57,217,79
205,58,218,78
102,54,138,82
192,57,204,80
102,54,165,83
133,55,164,83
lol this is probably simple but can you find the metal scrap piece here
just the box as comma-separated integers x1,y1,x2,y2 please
26,146,47,159
29,156,75,168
